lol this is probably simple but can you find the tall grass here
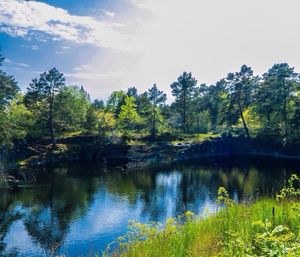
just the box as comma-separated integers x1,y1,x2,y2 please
103,175,300,257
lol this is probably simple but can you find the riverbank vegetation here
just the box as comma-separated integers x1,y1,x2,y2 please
104,174,300,257
1,47,300,155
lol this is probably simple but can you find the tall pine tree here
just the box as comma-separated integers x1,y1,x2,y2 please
25,68,65,148
171,72,197,133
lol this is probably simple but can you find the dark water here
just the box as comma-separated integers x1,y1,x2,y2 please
1,158,299,257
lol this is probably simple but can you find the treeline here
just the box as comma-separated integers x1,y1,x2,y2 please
1,49,300,149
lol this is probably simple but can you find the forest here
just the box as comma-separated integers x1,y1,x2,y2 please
2,48,300,257
1,48,300,151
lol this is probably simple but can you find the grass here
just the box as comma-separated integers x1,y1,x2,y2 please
59,130,83,138
170,133,220,145
103,175,300,257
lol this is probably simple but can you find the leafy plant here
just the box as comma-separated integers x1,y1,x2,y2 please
223,220,300,257
216,187,234,207
276,174,300,201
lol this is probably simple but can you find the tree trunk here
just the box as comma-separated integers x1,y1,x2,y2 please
151,106,157,138
238,102,251,139
49,101,56,149
266,111,270,127
183,99,186,133
283,98,288,140
151,116,156,138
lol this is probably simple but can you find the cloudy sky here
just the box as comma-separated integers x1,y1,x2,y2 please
1,0,300,100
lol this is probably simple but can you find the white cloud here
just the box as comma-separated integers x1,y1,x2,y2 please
17,62,29,68
2,0,300,101
73,67,83,72
3,58,13,64
103,10,115,18
65,71,128,80
4,58,30,68
0,0,136,50
21,44,39,51
72,65,92,72
13,67,24,71
0,26,28,37
119,0,300,90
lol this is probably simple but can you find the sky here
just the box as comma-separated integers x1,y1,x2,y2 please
1,0,300,101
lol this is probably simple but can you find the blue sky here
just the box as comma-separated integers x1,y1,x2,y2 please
1,0,300,101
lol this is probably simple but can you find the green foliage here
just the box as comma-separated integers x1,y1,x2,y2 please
25,67,65,147
0,50,23,148
223,221,300,257
127,87,138,98
1,45,300,149
171,72,197,133
146,84,167,137
103,212,196,257
96,111,116,137
106,90,126,118
276,174,300,202
0,50,19,109
0,70,19,109
225,65,257,139
0,95,33,148
259,64,299,141
118,96,142,132
216,187,234,207
198,81,227,133
55,85,91,131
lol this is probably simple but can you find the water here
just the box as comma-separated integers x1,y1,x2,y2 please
1,157,299,256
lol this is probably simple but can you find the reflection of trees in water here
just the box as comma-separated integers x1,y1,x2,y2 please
0,160,296,256
101,163,292,221
0,170,100,256
0,190,22,257
24,175,100,255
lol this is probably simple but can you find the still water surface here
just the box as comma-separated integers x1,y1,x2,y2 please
1,158,299,256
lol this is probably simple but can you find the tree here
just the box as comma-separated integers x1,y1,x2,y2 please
225,65,256,139
0,48,4,65
171,72,197,133
127,87,138,98
198,80,227,133
254,79,275,128
55,85,91,131
96,111,116,137
0,94,33,147
93,99,104,110
262,63,299,141
118,96,141,132
25,68,65,148
147,84,167,137
106,91,126,118
290,97,300,141
84,99,105,133
0,49,20,148
0,50,19,109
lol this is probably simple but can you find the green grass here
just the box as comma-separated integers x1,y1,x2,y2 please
103,176,300,257
170,133,220,145
58,130,83,138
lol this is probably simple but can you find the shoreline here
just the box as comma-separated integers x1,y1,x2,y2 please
1,136,300,175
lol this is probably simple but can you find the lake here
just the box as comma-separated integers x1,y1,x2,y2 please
1,157,299,256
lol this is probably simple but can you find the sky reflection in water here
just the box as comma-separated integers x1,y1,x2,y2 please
1,159,299,256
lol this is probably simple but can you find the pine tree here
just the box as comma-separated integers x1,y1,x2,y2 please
171,72,197,133
147,84,166,137
25,68,65,148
